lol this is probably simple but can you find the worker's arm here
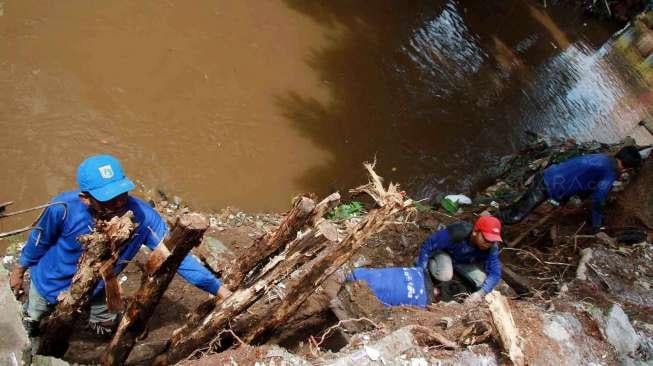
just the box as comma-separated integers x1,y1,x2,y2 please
416,230,450,269
18,202,66,268
12,202,66,296
144,213,227,298
590,178,614,232
480,245,502,294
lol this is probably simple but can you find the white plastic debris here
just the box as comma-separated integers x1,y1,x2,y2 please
364,345,380,361
410,358,428,366
2,255,15,266
119,275,128,284
445,194,472,205
639,146,652,159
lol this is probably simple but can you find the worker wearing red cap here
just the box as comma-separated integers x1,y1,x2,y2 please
416,216,503,304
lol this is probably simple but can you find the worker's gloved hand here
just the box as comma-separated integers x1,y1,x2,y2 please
9,264,26,299
464,290,485,305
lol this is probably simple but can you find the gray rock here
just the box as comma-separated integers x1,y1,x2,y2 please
0,266,29,366
544,319,570,342
203,236,231,255
605,305,640,356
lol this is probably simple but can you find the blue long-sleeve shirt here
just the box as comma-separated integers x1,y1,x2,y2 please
543,154,617,229
19,190,221,304
416,223,501,293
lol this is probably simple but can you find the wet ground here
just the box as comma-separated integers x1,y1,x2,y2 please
2,0,653,248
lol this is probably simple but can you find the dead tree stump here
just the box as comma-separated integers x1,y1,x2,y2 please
38,212,136,358
101,213,209,366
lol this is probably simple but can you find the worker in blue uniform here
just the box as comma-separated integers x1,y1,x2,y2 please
416,216,503,304
497,146,642,233
345,216,503,308
9,154,232,342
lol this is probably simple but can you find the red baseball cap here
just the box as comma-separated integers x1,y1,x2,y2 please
474,216,503,242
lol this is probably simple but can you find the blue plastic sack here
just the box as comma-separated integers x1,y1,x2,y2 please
347,267,430,308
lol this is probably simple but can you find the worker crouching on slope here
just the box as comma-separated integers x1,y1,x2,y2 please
9,154,232,348
496,146,643,233
416,216,503,305
340,216,503,309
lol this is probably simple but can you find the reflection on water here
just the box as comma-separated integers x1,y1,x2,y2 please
405,1,487,92
1,0,653,242
520,41,645,142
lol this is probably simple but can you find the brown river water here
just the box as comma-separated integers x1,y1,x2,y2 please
1,1,653,241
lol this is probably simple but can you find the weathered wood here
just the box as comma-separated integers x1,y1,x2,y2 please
486,291,525,366
157,230,323,365
575,248,593,281
411,325,459,349
38,212,136,357
170,193,341,342
501,267,533,296
101,213,209,366
223,194,316,288
155,163,411,365
508,213,553,248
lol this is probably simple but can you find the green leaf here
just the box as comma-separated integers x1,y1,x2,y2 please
328,201,365,220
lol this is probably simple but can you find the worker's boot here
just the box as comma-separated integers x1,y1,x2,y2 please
22,316,41,356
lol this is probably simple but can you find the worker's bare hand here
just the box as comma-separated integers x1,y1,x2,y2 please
463,290,484,305
9,264,26,299
217,286,232,300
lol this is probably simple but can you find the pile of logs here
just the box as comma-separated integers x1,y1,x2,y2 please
35,163,413,365
153,163,412,365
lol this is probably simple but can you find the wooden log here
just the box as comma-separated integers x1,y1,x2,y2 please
241,199,407,345
224,194,315,288
101,213,210,366
155,163,411,365
38,212,136,357
575,248,593,281
501,267,533,296
486,291,525,366
169,193,340,342
508,213,553,248
240,188,408,346
157,228,324,365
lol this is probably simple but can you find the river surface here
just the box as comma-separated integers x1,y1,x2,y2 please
1,0,653,237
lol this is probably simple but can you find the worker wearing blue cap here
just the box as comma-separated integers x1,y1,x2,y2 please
9,154,231,342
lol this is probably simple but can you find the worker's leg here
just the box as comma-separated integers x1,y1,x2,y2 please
496,174,548,225
23,280,55,353
428,251,454,282
88,291,119,336
454,263,486,289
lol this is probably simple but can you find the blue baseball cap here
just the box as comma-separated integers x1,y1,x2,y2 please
77,154,136,202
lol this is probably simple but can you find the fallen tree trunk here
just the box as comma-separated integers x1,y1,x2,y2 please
168,193,340,345
222,194,317,289
38,212,136,357
154,163,412,365
486,291,525,366
501,266,533,296
101,213,210,366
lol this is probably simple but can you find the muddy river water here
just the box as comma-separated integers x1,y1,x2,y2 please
1,0,653,237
